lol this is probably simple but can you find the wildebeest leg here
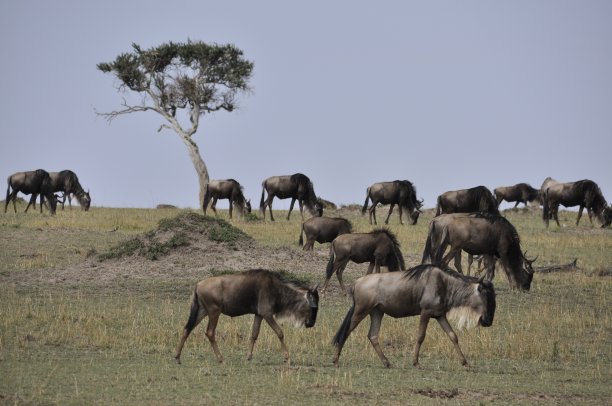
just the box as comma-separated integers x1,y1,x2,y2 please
454,252,464,274
553,204,561,227
369,205,377,225
336,261,350,295
24,194,36,213
436,316,468,366
174,301,208,364
484,260,495,281
441,248,460,269
366,262,375,275
332,305,370,367
247,315,263,361
228,198,235,219
204,312,224,363
368,309,391,368
412,313,431,367
211,197,219,216
384,204,395,225
576,205,584,226
287,198,296,220
7,190,19,213
263,316,290,362
586,208,593,225
304,238,315,251
298,199,305,221
266,196,275,221
513,201,519,208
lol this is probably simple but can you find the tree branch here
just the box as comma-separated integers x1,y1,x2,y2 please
95,98,152,123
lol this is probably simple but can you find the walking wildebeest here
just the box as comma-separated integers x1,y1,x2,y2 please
421,213,535,290
174,269,319,364
332,265,496,368
361,180,423,225
203,179,251,219
41,170,91,211
260,173,323,221
542,179,611,228
5,169,57,214
435,186,499,216
494,183,540,208
322,229,405,295
298,216,352,251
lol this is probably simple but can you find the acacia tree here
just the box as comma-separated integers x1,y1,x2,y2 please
97,40,253,208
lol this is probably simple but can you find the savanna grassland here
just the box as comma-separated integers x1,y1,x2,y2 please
0,202,610,405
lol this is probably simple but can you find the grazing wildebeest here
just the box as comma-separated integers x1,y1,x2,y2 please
203,179,251,219
5,169,57,214
332,265,496,368
47,170,91,211
260,173,323,221
174,269,319,364
361,180,423,225
542,179,611,228
322,229,405,295
494,183,540,208
298,216,352,251
421,213,535,290
435,186,499,216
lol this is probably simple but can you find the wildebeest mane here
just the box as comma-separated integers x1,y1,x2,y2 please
403,264,479,284
242,268,310,291
369,228,405,271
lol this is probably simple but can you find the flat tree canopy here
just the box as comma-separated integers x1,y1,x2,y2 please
97,40,254,208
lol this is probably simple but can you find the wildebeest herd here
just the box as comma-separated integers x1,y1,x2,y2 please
4,169,91,214
4,170,610,368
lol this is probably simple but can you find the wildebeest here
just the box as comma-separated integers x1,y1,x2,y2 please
4,169,57,214
542,179,611,228
332,265,496,368
174,269,319,364
260,173,323,221
421,213,535,290
361,180,423,225
494,183,540,208
298,216,353,251
322,229,405,295
50,170,91,211
203,179,251,219
435,186,499,216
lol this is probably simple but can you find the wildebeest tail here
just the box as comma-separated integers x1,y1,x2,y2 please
183,289,200,332
326,244,336,279
332,296,355,347
5,176,11,203
421,221,434,264
432,226,450,266
542,188,550,221
299,223,304,247
435,195,442,216
259,181,266,213
361,187,370,214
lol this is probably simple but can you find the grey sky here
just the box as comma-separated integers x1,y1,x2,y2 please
1,1,610,210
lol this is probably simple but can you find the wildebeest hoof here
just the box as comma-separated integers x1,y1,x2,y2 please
174,357,181,365
383,361,391,369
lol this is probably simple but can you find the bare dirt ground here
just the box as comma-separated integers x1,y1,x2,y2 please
2,213,343,293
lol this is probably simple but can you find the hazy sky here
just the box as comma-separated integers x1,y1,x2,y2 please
1,1,611,210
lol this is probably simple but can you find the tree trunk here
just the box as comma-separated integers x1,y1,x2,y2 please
180,135,209,209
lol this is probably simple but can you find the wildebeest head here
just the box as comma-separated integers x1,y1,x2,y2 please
446,277,496,330
602,206,612,228
304,287,319,328
314,198,324,217
245,199,252,214
519,253,536,290
79,190,92,211
475,279,496,327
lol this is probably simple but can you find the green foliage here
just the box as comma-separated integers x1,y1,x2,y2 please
98,237,144,261
97,40,254,115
